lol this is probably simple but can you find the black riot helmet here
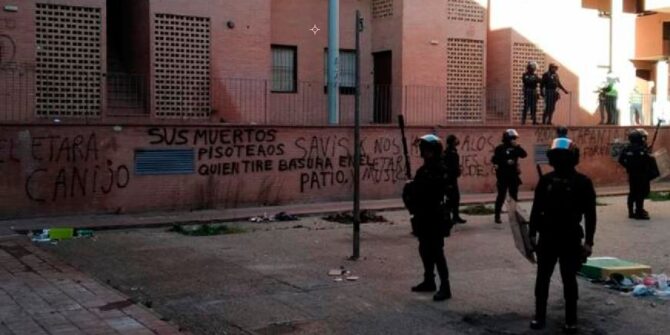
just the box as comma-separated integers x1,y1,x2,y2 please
502,129,519,143
446,134,459,147
547,138,579,169
628,129,645,144
419,134,443,160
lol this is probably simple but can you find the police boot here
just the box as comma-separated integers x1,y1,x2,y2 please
433,281,452,301
635,209,650,220
453,211,467,224
563,300,578,334
530,300,547,330
412,276,436,292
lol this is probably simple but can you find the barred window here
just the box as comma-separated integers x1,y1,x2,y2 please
324,49,356,94
272,45,297,93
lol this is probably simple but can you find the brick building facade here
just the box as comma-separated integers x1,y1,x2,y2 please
2,0,670,219
1,0,664,127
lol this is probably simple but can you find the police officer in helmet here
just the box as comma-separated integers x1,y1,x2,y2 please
491,129,528,223
522,61,541,125
529,138,597,334
619,128,652,220
407,134,452,301
444,134,467,224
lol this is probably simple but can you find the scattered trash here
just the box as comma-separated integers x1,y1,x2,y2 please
31,229,51,243
605,299,616,306
323,210,387,224
169,224,246,236
249,213,272,223
76,229,94,238
249,211,299,223
329,266,359,283
275,212,298,221
49,228,74,240
633,285,653,297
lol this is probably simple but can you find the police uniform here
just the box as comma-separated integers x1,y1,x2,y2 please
443,135,466,224
522,67,541,125
529,138,597,334
491,130,527,223
404,134,452,301
541,66,568,125
618,130,652,219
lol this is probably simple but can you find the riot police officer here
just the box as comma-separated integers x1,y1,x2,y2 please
404,134,452,301
444,135,466,224
491,129,527,223
540,64,569,125
522,61,541,125
529,137,597,334
619,129,652,220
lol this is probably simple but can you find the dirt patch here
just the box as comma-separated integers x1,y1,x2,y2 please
323,210,387,224
649,191,670,202
460,204,496,215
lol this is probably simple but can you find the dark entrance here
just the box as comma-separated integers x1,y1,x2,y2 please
373,51,392,123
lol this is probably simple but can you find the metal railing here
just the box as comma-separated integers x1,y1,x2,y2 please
0,69,583,126
107,72,148,115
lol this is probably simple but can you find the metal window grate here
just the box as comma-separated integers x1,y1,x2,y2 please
153,13,211,118
447,0,485,23
135,149,195,175
446,38,484,122
372,0,393,18
35,3,102,117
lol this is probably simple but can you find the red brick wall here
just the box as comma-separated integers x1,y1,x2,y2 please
2,124,663,219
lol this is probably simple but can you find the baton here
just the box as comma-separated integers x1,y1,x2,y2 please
398,115,412,179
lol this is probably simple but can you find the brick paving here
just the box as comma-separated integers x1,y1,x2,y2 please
0,237,184,335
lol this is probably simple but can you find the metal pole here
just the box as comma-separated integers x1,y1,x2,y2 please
352,10,363,260
328,0,340,125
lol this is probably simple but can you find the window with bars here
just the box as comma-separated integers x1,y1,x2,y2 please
324,49,356,94
271,45,297,93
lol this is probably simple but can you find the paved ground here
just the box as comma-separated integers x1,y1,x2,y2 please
34,195,670,335
0,237,184,335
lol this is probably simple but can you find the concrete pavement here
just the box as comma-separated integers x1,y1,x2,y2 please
3,182,670,235
34,195,670,335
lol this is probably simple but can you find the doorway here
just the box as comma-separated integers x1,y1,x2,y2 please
373,51,392,123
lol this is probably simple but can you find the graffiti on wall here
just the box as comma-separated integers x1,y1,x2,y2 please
147,127,410,192
534,127,626,159
0,132,129,203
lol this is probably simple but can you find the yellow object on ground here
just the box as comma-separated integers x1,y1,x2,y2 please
580,257,652,280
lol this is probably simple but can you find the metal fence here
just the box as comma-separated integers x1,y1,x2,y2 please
0,68,628,126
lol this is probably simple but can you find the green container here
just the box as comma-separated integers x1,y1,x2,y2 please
580,257,652,280
48,228,74,240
